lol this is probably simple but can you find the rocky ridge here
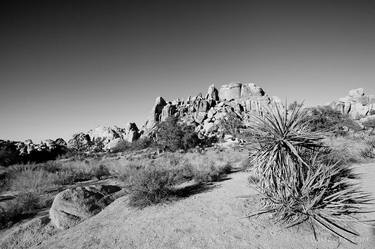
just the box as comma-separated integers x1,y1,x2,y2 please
142,82,279,138
66,82,276,152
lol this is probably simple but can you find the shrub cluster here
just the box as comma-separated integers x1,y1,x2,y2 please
117,151,240,208
305,106,361,135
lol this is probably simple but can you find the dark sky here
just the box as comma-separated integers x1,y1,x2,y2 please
1,0,375,141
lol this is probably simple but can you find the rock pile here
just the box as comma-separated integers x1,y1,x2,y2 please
141,82,278,138
67,124,141,152
0,138,68,166
330,88,375,120
65,82,276,152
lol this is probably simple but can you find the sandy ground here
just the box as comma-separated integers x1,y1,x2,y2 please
31,164,375,249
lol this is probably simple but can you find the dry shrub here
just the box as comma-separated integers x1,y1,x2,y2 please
0,192,41,229
127,166,178,207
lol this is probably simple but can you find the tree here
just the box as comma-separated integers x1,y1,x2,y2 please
155,117,200,152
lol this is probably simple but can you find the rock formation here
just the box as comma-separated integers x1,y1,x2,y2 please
330,88,375,120
49,185,121,229
141,82,274,138
0,138,68,166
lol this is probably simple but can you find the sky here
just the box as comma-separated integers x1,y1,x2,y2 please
1,0,375,142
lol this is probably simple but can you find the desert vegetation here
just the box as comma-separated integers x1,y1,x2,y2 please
247,102,372,244
0,148,246,229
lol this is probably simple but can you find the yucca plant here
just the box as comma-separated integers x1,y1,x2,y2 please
249,102,322,193
247,102,372,244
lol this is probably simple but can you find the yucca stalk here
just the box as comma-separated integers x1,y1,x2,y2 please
248,102,372,244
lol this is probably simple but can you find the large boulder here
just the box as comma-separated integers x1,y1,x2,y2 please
241,83,265,98
206,84,219,101
160,104,178,122
330,88,375,120
104,138,126,152
87,126,123,144
349,88,365,98
219,83,242,101
67,133,92,151
124,122,140,142
49,185,121,230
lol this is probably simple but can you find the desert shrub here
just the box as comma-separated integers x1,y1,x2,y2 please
127,166,178,207
360,137,375,158
0,191,41,229
155,117,202,152
248,102,371,244
305,106,360,135
0,141,20,166
130,137,154,150
363,117,375,135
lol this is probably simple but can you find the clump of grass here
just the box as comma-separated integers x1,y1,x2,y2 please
0,191,41,229
247,102,372,244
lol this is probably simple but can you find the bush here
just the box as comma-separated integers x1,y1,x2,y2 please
305,106,360,135
363,117,375,135
248,102,371,244
0,191,41,229
127,166,178,207
155,117,202,152
0,141,20,166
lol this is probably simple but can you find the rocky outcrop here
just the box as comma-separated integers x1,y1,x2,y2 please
49,185,121,230
103,138,126,152
0,138,68,166
141,82,275,138
330,88,375,120
67,124,141,152
218,83,265,101
206,84,219,101
67,133,92,151
87,126,124,144
124,123,140,142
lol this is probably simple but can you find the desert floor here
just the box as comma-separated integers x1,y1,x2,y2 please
30,162,375,249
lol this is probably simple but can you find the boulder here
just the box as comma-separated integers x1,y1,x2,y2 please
104,138,126,152
349,88,365,98
160,104,177,122
87,126,122,144
125,122,140,142
49,185,121,230
207,84,219,101
55,138,67,147
219,83,242,101
241,83,265,98
331,88,375,120
67,133,92,151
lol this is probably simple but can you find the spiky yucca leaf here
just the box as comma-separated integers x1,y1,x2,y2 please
248,102,372,244
249,102,323,193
